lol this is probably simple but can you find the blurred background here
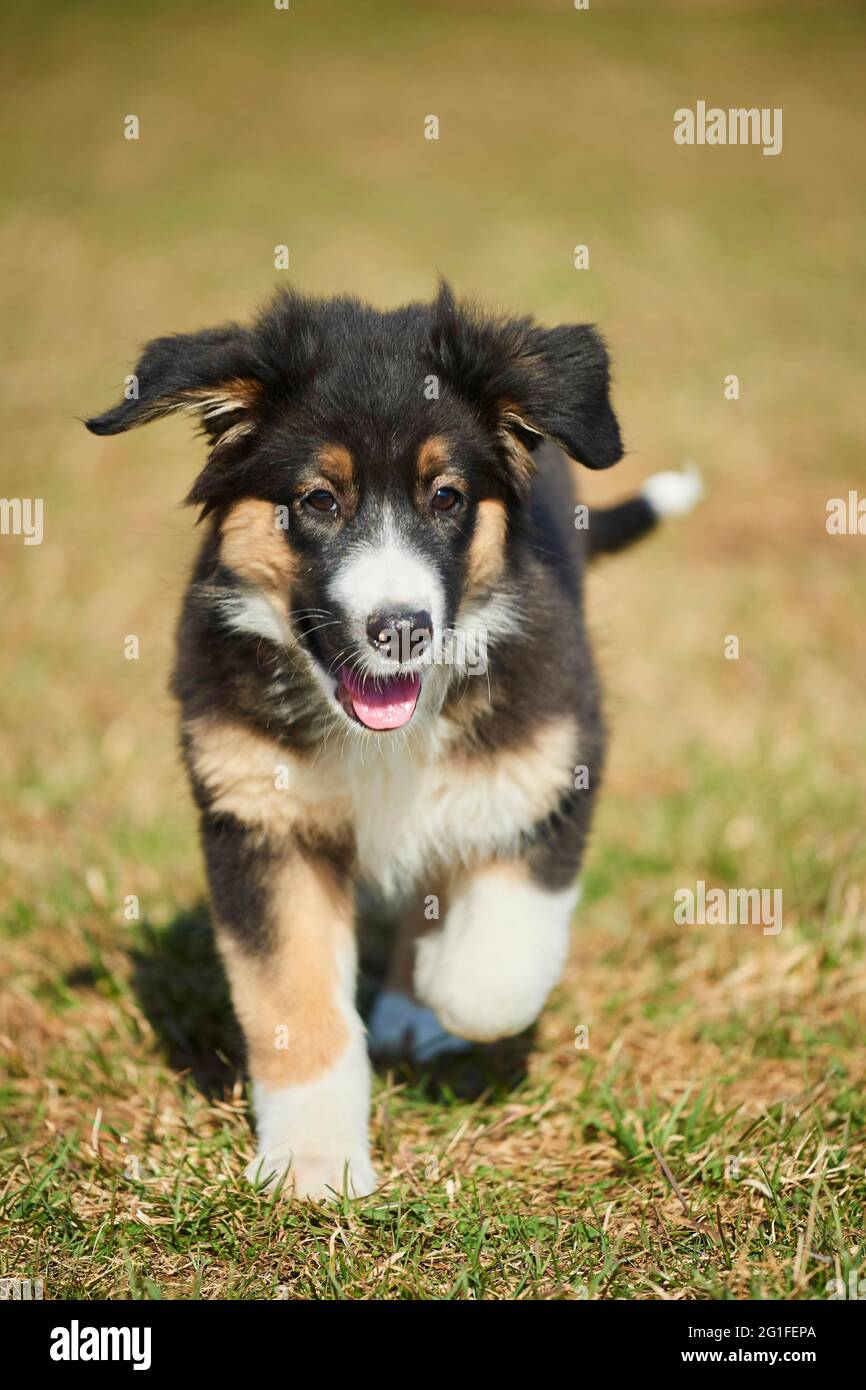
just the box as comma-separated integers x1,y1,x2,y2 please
1,0,864,1298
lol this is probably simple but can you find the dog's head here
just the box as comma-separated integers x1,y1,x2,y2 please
87,284,622,733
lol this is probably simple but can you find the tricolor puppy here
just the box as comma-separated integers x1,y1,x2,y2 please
87,285,699,1200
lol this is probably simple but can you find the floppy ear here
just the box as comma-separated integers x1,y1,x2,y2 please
84,324,263,446
85,292,323,514
430,284,623,493
505,321,623,471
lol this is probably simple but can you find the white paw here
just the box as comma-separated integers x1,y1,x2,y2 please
248,1040,374,1201
414,872,579,1042
368,989,473,1062
245,1144,378,1201
415,928,547,1040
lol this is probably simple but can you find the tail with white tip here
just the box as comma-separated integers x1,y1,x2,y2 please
587,463,702,557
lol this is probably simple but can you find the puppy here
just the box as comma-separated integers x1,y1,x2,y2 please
87,284,699,1199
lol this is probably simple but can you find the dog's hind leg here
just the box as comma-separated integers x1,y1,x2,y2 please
368,882,472,1062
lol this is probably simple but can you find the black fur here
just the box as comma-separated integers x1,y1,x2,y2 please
588,495,658,555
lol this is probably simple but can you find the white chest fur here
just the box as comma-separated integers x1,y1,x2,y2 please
332,714,578,896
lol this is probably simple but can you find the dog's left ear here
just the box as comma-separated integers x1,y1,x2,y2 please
431,284,623,494
502,321,623,472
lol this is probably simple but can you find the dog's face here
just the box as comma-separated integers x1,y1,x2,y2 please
87,285,622,733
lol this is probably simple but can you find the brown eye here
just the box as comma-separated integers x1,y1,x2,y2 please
304,488,338,514
431,486,462,513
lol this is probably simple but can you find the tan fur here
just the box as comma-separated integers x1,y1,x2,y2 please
462,713,577,806
466,497,508,592
210,419,256,455
416,435,453,484
458,858,530,886
316,443,355,491
219,498,295,613
181,378,262,418
185,716,351,835
446,714,579,829
449,857,540,912
497,421,536,497
217,857,352,1085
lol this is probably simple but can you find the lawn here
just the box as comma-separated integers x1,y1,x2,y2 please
1,0,864,1299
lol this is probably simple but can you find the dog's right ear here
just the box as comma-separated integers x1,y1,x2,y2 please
85,324,264,445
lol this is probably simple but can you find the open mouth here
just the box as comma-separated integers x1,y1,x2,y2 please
296,618,423,733
337,665,422,731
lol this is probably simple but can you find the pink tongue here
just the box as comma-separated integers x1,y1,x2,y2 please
341,667,421,730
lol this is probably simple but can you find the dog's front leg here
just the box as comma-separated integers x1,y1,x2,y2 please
414,862,580,1043
204,818,374,1200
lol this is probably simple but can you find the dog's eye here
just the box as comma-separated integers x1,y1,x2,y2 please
303,488,338,514
430,486,462,513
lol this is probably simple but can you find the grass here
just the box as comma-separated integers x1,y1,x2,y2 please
1,0,865,1299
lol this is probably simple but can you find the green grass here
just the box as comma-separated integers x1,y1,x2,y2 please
1,0,865,1299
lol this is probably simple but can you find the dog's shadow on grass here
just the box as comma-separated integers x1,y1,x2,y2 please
129,904,244,1097
127,902,533,1104
371,1034,536,1105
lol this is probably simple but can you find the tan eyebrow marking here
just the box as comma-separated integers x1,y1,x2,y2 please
315,443,355,490
416,435,454,486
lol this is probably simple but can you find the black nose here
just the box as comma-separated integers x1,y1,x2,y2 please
366,610,433,662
